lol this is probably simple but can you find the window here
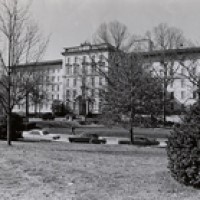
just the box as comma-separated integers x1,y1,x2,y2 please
73,102,76,110
99,77,103,86
170,102,174,111
181,79,185,88
69,66,72,75
181,68,186,75
192,66,196,75
73,90,77,99
91,55,95,62
67,57,71,64
66,90,70,98
57,76,60,82
74,56,78,63
181,91,185,99
170,80,174,88
66,66,70,75
66,78,69,87
57,94,59,100
91,89,95,97
46,76,49,82
99,54,103,62
52,85,54,91
73,78,77,87
74,66,78,75
181,104,185,111
83,56,86,63
91,65,96,74
52,76,55,82
169,67,173,76
91,77,95,87
170,92,174,100
193,91,197,99
99,101,102,112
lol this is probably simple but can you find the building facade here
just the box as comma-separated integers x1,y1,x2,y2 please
13,59,63,114
61,43,115,115
143,47,200,113
10,44,200,116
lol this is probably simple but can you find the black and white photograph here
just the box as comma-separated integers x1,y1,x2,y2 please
0,0,200,199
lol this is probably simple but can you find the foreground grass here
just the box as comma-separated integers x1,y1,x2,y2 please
0,141,199,200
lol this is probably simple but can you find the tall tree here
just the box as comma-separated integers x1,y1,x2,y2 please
93,20,144,52
0,0,48,145
100,51,162,143
146,23,193,124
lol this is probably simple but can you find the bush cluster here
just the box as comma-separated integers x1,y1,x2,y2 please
167,102,200,187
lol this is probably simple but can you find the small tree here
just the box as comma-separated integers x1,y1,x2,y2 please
52,100,72,117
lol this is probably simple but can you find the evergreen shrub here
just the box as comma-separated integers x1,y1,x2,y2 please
167,102,200,187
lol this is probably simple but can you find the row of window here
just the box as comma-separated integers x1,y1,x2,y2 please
46,84,60,92
66,64,106,76
66,89,104,99
66,77,104,87
67,55,104,64
69,101,103,112
170,91,197,100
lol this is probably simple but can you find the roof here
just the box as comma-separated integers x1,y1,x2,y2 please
62,43,116,56
141,47,200,61
16,59,63,68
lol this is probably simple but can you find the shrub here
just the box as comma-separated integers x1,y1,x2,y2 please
167,102,200,187
0,113,24,140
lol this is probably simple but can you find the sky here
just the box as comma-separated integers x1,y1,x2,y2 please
29,0,200,60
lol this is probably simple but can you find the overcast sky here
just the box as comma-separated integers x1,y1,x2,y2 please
30,0,200,60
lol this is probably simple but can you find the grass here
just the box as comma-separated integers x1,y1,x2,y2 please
48,126,171,139
0,140,199,200
32,120,171,139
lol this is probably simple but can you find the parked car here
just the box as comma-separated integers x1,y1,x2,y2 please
68,133,106,144
42,112,55,120
22,129,60,141
118,137,159,146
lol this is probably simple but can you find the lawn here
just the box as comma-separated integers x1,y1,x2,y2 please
48,127,171,139
0,140,199,200
33,120,171,139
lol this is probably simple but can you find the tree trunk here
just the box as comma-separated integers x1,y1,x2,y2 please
25,93,29,121
130,126,134,144
130,113,134,144
7,110,11,145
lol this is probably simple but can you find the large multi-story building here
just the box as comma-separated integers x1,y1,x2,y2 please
13,59,63,114
61,43,115,115
8,43,200,116
143,47,200,113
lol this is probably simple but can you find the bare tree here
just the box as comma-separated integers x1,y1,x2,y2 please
0,0,49,145
99,51,162,143
93,20,144,52
145,23,193,124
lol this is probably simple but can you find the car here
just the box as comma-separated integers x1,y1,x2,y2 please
118,137,159,146
68,133,106,144
22,129,60,141
42,112,55,120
